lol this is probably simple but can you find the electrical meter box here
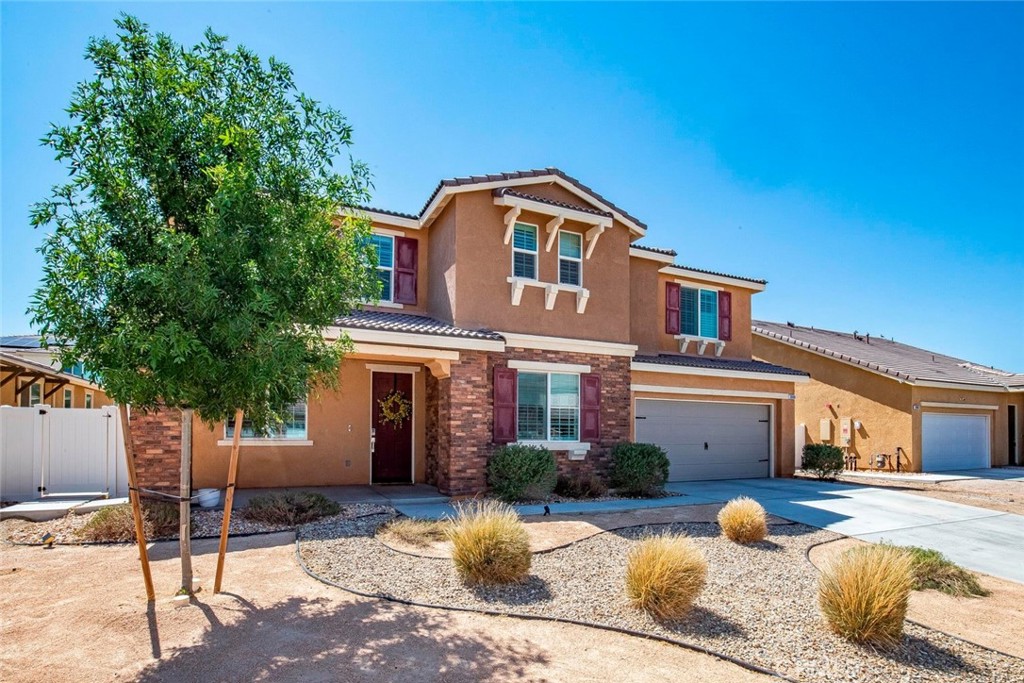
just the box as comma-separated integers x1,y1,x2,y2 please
839,418,852,447
819,419,832,441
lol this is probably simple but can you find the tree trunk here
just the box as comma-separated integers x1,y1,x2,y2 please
179,407,193,593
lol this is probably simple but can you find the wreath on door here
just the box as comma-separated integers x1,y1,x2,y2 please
378,389,412,429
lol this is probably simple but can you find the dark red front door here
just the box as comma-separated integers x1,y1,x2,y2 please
372,372,414,483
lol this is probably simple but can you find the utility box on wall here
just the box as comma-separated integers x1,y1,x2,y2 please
839,417,852,447
819,418,832,441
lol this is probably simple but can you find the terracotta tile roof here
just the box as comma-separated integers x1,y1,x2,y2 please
633,353,808,376
631,244,678,257
354,205,419,220
753,320,1024,388
334,310,505,341
420,168,647,230
491,187,613,218
668,263,767,286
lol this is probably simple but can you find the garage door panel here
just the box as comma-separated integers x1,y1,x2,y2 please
636,399,770,482
921,413,989,471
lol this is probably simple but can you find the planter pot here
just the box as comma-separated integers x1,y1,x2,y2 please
197,488,221,509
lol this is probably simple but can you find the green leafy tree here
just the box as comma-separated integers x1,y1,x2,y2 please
30,15,380,592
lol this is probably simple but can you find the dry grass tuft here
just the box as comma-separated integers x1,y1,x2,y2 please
380,517,452,548
818,545,915,646
717,497,768,544
446,500,531,585
77,502,178,542
625,534,707,620
901,545,990,598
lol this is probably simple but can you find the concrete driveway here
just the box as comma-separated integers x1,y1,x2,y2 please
666,478,1024,584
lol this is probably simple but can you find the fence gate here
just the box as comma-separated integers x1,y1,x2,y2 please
0,405,127,500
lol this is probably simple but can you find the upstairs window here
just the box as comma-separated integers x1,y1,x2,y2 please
512,223,538,279
84,392,93,409
681,286,719,338
558,232,582,286
369,234,395,302
226,402,307,440
63,388,73,408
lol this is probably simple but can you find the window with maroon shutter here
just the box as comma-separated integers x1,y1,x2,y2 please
493,367,518,443
665,282,681,335
393,236,418,305
718,291,732,341
579,373,601,442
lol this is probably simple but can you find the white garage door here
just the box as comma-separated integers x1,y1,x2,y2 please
921,413,990,471
635,400,770,481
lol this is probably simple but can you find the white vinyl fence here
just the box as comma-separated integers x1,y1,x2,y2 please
1,405,127,500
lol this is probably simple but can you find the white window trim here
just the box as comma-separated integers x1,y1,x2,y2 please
680,285,720,340
558,230,583,287
371,233,396,305
516,440,592,455
511,222,539,281
223,402,309,442
83,391,92,409
508,359,591,374
63,388,73,408
517,371,581,443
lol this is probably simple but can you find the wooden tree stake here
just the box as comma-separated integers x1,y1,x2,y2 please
118,404,155,601
214,409,244,593
180,408,193,593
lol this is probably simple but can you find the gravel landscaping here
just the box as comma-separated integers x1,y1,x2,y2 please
1,503,389,545
299,512,1024,683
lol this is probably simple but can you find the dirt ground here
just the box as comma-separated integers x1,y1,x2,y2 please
808,537,1024,660
0,533,770,683
821,470,1024,515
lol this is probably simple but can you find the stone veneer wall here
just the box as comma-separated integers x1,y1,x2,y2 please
433,348,631,496
128,407,182,494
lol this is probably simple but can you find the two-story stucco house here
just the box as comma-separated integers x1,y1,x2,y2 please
190,168,808,495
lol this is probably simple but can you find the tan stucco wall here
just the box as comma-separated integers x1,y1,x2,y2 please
753,334,1018,471
629,370,798,477
628,255,757,360
192,358,427,489
426,201,457,323
448,187,633,343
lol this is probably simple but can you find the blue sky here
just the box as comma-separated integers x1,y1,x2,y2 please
3,2,1022,369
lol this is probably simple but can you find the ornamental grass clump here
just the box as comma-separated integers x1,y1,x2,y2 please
78,501,178,542
241,491,340,527
901,545,989,598
818,545,915,647
717,497,768,544
380,517,452,548
446,500,531,585
625,534,707,620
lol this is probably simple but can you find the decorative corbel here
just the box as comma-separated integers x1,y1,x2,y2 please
502,206,523,245
697,340,710,355
575,288,590,314
714,341,726,358
677,336,693,354
425,360,451,379
509,278,526,306
544,284,559,310
584,224,606,259
544,215,565,252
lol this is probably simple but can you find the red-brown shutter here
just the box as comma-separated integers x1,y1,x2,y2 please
493,366,518,443
665,282,681,335
580,373,601,443
718,291,732,341
393,236,418,305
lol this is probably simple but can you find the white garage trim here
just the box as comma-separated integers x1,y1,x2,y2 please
918,402,998,410
632,384,794,400
633,398,775,479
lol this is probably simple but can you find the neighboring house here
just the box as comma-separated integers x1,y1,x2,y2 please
184,168,807,495
752,321,1024,472
0,336,109,409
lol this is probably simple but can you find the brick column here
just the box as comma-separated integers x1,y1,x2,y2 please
128,407,183,495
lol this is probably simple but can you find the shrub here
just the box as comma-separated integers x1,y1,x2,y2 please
611,443,669,496
380,517,451,548
717,497,768,544
487,445,557,502
900,545,989,598
554,472,608,499
241,491,340,526
78,501,178,542
818,545,915,646
625,534,707,620
446,500,531,585
802,443,845,480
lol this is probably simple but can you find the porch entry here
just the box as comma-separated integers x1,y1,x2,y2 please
371,371,414,483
